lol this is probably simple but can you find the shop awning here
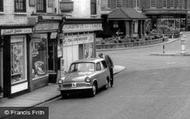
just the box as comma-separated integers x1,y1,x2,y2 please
108,7,148,20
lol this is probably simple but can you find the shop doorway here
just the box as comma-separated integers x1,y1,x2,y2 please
48,40,57,83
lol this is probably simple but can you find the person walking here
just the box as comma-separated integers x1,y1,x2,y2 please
98,53,114,87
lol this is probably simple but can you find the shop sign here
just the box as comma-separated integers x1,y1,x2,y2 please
63,24,102,33
34,23,59,32
1,28,32,35
63,34,94,46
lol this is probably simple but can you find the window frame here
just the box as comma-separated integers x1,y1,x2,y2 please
14,0,26,12
36,0,46,13
91,0,97,15
101,60,107,69
0,0,3,12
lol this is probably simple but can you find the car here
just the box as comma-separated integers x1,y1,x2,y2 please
58,58,111,98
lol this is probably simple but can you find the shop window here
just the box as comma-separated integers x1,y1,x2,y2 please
84,44,93,59
14,0,26,12
11,36,27,84
91,0,97,15
48,0,53,7
36,0,46,13
162,0,167,8
0,0,3,12
32,34,48,79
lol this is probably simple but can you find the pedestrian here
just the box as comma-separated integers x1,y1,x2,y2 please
98,53,114,87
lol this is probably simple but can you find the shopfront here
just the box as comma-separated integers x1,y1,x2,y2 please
31,21,61,89
1,26,33,97
60,19,102,72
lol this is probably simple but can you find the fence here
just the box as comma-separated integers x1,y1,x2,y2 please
96,38,165,49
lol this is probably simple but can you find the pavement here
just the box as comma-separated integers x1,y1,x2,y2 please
0,65,125,107
150,38,190,56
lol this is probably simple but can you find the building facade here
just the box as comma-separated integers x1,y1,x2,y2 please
0,0,102,97
58,0,102,77
103,0,190,31
0,0,62,97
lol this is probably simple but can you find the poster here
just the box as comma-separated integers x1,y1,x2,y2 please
11,37,26,84
32,34,48,79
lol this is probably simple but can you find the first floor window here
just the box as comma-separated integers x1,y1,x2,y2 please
91,0,97,15
0,0,3,11
37,0,46,12
11,36,27,84
32,34,48,79
14,0,26,12
151,0,156,7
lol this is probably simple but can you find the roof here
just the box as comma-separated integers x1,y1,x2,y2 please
72,58,104,64
108,7,147,20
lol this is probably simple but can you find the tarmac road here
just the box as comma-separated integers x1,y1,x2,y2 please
41,38,190,119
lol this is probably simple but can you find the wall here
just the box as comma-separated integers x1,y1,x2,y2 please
0,0,58,25
69,0,101,18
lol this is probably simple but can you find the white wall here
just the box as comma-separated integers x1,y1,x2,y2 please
70,0,101,18
71,0,91,18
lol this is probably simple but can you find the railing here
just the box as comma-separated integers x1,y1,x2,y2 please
96,38,165,50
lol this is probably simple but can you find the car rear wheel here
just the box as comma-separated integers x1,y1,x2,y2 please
90,83,97,97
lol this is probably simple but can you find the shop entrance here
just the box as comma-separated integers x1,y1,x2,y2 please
48,39,57,83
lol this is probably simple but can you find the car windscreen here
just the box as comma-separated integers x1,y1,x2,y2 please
69,62,95,73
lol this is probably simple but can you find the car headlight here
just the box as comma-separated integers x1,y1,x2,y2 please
85,77,91,83
58,77,66,84
58,80,62,84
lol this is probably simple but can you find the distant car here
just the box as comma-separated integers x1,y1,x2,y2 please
58,58,111,98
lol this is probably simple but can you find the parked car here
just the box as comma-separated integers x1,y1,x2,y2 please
58,58,111,98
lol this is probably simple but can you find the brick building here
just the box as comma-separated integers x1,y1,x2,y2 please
102,0,190,31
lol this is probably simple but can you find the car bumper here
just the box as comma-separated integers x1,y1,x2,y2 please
58,82,92,92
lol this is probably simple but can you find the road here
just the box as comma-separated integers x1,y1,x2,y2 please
42,38,190,119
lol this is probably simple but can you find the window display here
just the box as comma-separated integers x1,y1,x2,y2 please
84,43,93,59
11,36,27,84
32,34,48,79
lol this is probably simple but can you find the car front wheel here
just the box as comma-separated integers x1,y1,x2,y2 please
90,83,97,97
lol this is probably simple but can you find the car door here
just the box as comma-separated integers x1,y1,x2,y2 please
95,62,104,88
101,60,109,85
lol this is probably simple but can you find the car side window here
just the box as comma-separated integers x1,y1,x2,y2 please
69,63,77,72
96,62,101,71
101,60,107,69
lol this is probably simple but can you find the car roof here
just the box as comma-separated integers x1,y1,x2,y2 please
72,58,105,64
